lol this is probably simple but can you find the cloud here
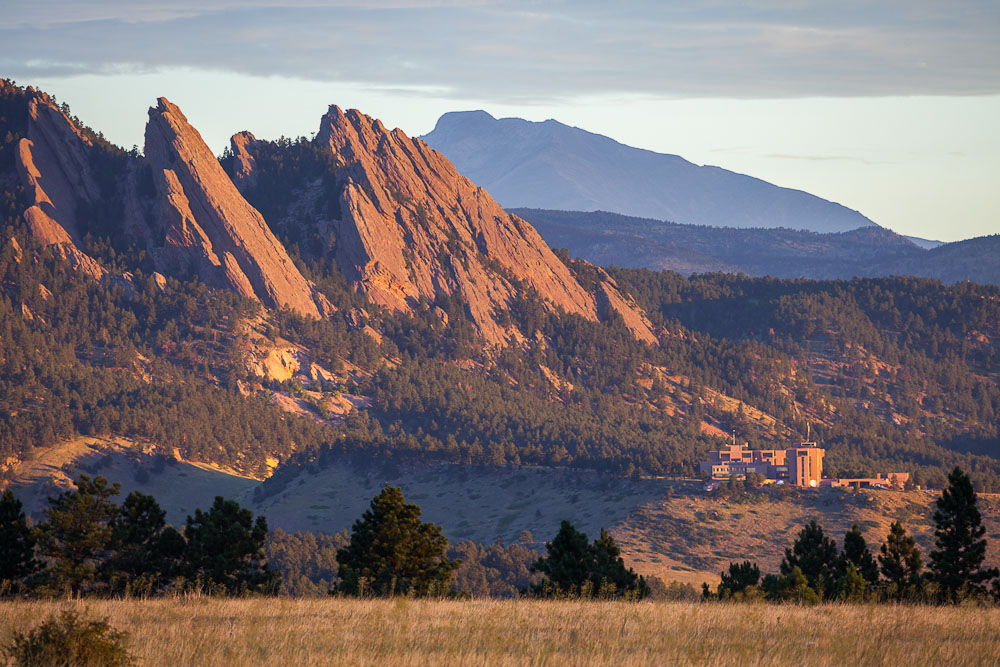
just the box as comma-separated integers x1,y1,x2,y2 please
766,153,891,165
0,1,496,28
2,1,998,101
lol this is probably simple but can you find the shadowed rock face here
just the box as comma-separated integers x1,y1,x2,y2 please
315,105,655,345
145,98,327,318
14,91,106,280
229,131,257,193
12,92,328,317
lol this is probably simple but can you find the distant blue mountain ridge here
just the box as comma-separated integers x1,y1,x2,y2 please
421,110,877,234
507,208,1000,286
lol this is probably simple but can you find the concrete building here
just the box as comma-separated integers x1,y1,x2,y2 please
821,472,910,490
701,441,824,487
701,442,910,490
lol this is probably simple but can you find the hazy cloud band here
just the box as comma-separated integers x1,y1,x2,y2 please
2,1,998,100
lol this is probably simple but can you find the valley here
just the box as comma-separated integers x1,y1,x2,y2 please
8,435,999,588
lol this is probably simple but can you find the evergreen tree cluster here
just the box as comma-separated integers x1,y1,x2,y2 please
530,520,649,599
262,526,541,598
264,527,348,597
448,540,541,598
0,477,277,597
705,467,999,603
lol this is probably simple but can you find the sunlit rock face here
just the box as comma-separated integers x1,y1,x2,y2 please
314,105,655,345
145,98,328,318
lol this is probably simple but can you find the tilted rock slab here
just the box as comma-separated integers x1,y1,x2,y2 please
315,105,655,345
145,98,327,318
229,131,258,193
14,91,106,280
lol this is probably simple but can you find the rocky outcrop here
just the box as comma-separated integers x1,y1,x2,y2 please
595,271,658,345
15,93,99,246
14,91,106,281
229,131,258,193
145,98,328,318
8,236,23,264
315,105,655,345
9,84,655,343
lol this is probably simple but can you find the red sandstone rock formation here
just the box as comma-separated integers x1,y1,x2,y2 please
14,91,106,280
10,83,653,344
595,269,658,345
315,105,655,345
145,98,328,318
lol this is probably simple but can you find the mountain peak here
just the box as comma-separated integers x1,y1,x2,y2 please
431,110,497,133
144,98,328,318
312,104,656,345
423,112,877,234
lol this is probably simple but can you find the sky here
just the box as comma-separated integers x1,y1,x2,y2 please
2,1,998,241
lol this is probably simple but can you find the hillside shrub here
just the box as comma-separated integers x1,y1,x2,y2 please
3,610,133,666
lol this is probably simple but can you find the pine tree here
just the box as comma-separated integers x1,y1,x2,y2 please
835,562,868,602
841,524,879,587
335,485,458,597
102,491,185,596
532,520,592,596
1,488,38,592
36,475,120,596
780,520,839,599
717,561,760,599
589,528,648,598
532,522,648,599
928,467,998,601
184,496,279,595
878,521,922,601
763,566,820,604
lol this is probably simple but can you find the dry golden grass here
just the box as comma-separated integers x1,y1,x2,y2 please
2,598,999,666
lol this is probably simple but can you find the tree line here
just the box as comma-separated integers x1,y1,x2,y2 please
7,470,997,603
1,478,648,601
703,467,999,604
0,476,277,597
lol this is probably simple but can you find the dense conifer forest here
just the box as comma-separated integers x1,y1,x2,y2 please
4,205,1000,487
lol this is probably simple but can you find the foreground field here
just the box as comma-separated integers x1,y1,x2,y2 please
2,598,999,666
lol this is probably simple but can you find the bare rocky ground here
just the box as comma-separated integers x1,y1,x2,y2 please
6,436,1000,587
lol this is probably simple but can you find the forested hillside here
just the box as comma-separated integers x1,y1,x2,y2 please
2,80,999,494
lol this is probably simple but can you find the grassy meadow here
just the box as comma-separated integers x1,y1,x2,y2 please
3,598,999,666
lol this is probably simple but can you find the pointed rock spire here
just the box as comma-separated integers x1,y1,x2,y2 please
314,104,655,345
144,98,327,318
